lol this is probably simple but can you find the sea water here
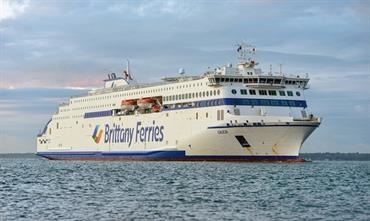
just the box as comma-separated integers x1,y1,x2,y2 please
0,155,369,221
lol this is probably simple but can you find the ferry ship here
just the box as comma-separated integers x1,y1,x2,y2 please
36,44,321,161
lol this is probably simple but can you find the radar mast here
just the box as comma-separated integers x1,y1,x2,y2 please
236,43,258,68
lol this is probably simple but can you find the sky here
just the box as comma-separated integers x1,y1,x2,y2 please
0,0,369,153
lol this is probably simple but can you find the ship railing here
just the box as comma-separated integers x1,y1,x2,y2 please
78,76,206,97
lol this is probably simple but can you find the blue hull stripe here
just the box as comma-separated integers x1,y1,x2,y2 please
164,98,307,110
36,151,302,162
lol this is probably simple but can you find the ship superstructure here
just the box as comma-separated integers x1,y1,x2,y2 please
36,44,320,161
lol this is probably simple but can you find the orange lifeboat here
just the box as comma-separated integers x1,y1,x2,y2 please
121,99,137,106
121,99,137,110
137,97,156,109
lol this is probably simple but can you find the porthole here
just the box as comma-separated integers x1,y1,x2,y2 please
296,91,301,96
231,89,237,94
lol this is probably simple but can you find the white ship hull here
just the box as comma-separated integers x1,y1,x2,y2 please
37,106,320,161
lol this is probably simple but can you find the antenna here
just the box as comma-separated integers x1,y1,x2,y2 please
126,59,133,80
269,64,272,75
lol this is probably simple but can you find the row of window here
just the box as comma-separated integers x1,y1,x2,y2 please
214,77,306,86
74,82,206,103
163,89,221,102
60,103,115,113
233,89,300,97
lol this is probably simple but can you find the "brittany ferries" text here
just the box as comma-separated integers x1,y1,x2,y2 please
104,121,164,147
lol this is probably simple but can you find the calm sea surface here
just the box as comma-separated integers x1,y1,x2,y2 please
0,155,369,221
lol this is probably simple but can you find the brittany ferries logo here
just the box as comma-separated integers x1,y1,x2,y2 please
92,121,164,146
92,125,103,143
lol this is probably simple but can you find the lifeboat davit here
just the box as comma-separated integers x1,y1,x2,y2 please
121,99,137,110
137,97,156,109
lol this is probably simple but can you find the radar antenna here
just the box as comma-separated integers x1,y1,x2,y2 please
235,43,257,67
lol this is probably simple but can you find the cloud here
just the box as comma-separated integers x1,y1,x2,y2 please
0,0,369,153
0,0,29,22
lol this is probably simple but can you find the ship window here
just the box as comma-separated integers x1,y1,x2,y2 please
203,91,205,97
206,91,209,97
274,79,282,84
249,89,256,95
268,90,277,96
220,78,225,82
267,79,273,84
259,90,267,95
206,112,208,118
185,94,188,99
173,95,175,100
225,78,230,82
231,89,237,94
287,91,293,96
279,91,286,96
296,91,301,96
196,112,198,120
240,89,247,95
49,128,51,135
260,78,266,83
217,89,220,95
182,94,185,99
176,95,179,100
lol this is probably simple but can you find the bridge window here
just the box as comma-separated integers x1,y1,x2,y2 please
259,90,267,95
279,91,286,96
287,91,293,96
231,89,237,94
249,89,256,95
268,90,277,96
240,89,247,95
